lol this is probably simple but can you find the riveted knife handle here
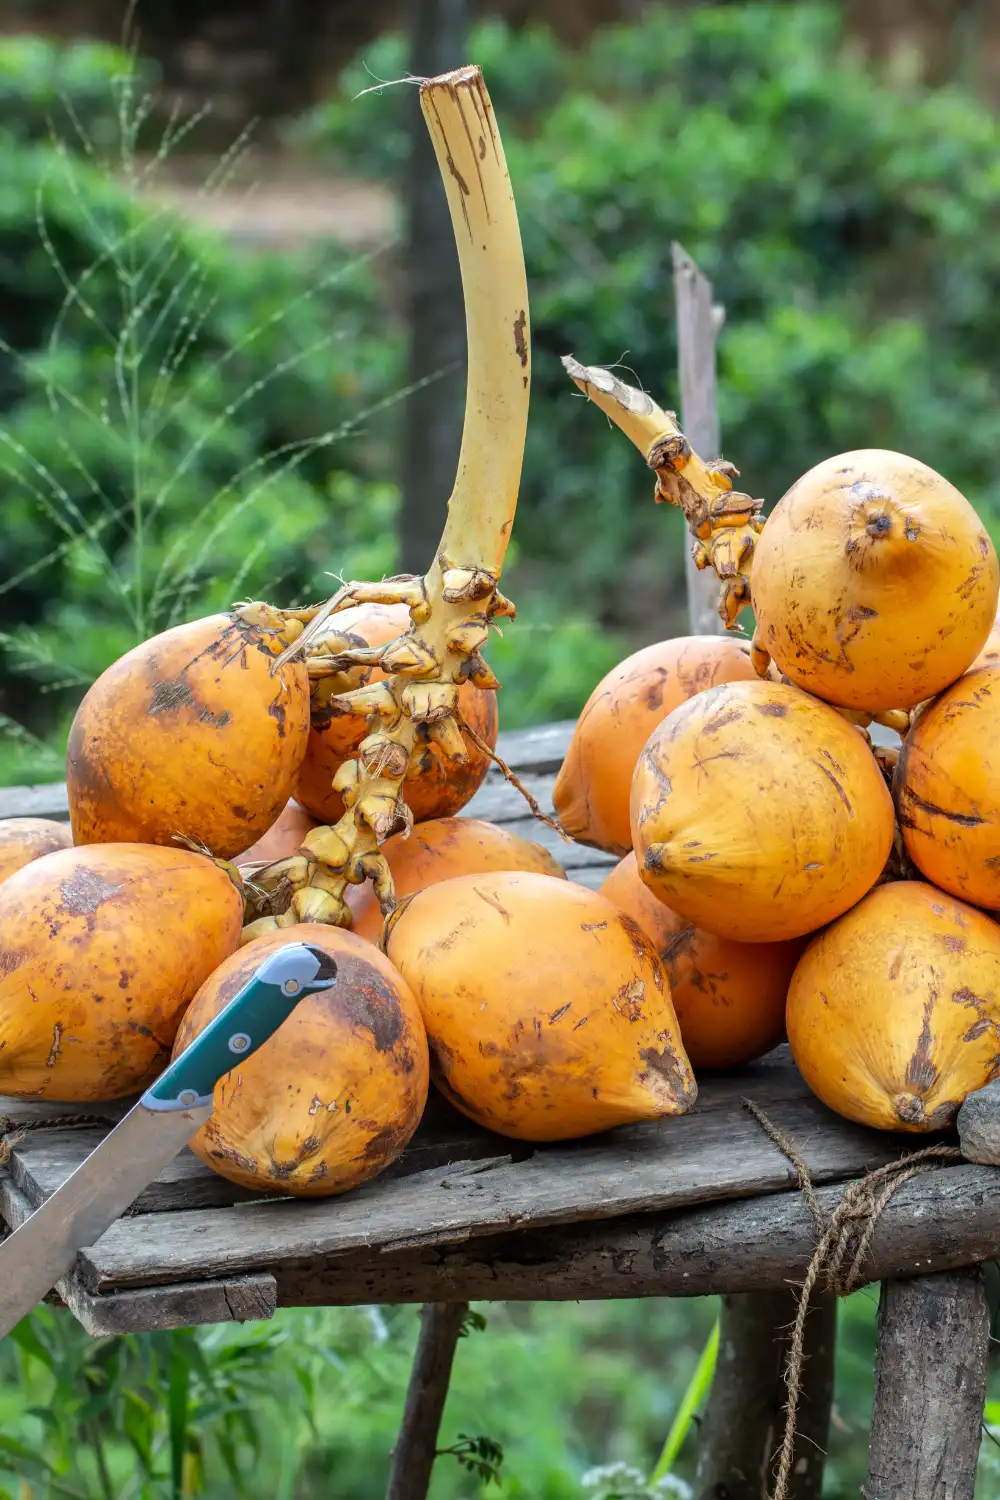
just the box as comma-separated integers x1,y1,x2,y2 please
142,943,338,1113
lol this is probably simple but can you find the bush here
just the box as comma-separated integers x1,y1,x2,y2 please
0,37,401,783
301,4,1000,643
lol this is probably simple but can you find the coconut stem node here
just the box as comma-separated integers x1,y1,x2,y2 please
242,66,529,941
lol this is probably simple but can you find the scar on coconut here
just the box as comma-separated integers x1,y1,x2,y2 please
67,604,311,860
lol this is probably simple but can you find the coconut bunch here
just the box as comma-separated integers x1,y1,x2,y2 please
0,67,706,1223
559,367,1000,1133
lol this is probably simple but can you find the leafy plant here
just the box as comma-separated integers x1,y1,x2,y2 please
0,33,402,784
437,1432,505,1487
304,4,1000,652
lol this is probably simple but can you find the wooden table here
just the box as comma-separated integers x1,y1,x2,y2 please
1,719,995,1500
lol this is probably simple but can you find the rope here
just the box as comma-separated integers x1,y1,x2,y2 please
741,1098,962,1500
0,1112,116,1167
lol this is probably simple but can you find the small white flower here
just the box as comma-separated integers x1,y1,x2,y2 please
581,1462,647,1491
654,1477,693,1499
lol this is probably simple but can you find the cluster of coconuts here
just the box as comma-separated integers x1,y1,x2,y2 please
3,444,999,1198
557,449,1000,1134
0,593,698,1200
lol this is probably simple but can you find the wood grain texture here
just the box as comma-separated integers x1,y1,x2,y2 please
0,720,579,827
0,782,69,821
72,1090,911,1293
695,1290,835,1500
862,1270,989,1500
269,1164,996,1307
1,1179,276,1334
1,1051,925,1297
384,1301,468,1500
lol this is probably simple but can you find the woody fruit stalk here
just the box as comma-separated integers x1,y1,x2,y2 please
244,66,530,941
561,357,762,630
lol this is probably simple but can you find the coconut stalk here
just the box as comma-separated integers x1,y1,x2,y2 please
561,355,762,632
244,66,529,940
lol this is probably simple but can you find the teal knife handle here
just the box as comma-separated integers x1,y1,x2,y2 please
141,943,338,1113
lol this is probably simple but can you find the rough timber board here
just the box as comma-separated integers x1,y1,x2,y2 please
63,1080,917,1294
271,1163,996,1307
1,1180,277,1335
0,1049,829,1220
0,721,580,826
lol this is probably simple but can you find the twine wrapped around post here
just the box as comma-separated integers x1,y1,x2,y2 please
742,1099,963,1500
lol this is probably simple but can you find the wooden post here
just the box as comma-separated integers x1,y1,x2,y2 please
672,242,727,637
695,1289,836,1500
385,1300,468,1500
863,1270,989,1500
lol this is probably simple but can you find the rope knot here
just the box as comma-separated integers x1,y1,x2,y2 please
741,1096,962,1500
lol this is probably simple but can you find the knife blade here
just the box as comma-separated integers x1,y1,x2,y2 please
0,940,338,1340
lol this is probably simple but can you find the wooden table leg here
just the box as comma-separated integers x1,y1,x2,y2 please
385,1301,469,1500
695,1289,836,1500
863,1269,989,1500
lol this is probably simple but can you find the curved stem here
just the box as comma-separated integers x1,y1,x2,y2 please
245,67,530,940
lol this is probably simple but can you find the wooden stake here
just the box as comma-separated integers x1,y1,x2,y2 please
672,242,728,636
385,1300,469,1500
694,1289,836,1500
863,1270,989,1500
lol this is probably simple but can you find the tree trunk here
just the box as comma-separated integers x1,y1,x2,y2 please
695,1289,836,1500
385,1301,469,1500
863,1270,989,1500
399,0,469,574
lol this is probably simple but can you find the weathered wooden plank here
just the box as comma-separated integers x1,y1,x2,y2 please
1,1180,276,1334
474,814,613,871
462,772,558,826
863,1270,989,1500
8,1130,267,1214
0,721,578,825
72,1088,912,1293
7,1099,512,1214
6,1049,813,1218
272,1162,997,1307
0,782,70,822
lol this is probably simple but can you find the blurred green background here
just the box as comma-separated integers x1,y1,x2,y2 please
4,2,1000,1493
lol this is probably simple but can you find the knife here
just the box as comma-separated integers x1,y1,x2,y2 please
0,941,338,1340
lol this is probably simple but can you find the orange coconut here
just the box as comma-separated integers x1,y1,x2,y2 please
971,618,1000,671
347,816,566,940
295,600,498,825
0,844,243,1100
895,663,1000,908
0,818,72,885
553,635,761,855
787,880,1000,1132
751,449,999,713
173,924,429,1197
237,800,320,869
631,678,894,944
600,854,804,1070
384,870,696,1141
67,606,310,859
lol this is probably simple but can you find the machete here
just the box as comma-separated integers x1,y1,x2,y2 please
0,940,337,1339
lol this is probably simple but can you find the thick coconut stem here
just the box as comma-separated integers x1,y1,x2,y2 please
562,355,763,630
244,68,529,942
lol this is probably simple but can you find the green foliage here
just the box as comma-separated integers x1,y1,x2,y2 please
8,1290,999,1498
0,35,402,782
303,4,1000,642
